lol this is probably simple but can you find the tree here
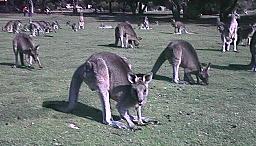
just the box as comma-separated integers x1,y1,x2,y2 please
219,0,238,22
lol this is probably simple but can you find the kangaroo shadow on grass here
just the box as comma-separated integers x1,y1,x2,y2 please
153,74,172,82
196,48,221,52
159,32,174,35
98,44,119,48
42,101,120,123
211,64,250,71
0,62,34,70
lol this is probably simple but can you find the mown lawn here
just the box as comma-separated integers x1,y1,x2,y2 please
0,13,255,146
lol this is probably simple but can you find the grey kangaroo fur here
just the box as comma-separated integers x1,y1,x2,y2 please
2,20,22,33
12,33,42,68
170,19,193,34
62,52,154,130
221,11,239,52
151,40,210,85
115,22,141,48
249,32,256,71
237,24,256,46
216,17,225,33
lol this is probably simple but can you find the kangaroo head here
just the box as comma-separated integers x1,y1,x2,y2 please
134,37,142,47
229,10,240,20
127,72,153,105
199,63,211,85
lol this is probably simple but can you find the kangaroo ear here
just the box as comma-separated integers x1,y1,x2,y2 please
127,72,138,84
206,62,211,71
85,61,94,72
34,45,40,50
143,72,153,84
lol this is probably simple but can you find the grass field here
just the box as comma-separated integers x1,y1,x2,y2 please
0,13,255,146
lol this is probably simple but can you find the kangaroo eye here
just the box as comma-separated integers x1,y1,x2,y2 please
143,89,147,93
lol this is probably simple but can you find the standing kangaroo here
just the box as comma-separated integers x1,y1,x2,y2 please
221,12,239,52
249,32,256,71
12,33,42,68
62,52,154,130
115,22,141,48
151,40,210,85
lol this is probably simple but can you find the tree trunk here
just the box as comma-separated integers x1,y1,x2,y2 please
184,0,202,19
73,0,78,14
109,1,112,14
128,1,138,14
172,0,181,20
41,0,46,13
138,2,147,14
28,0,34,16
219,0,238,22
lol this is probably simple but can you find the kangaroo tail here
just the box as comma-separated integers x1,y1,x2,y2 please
115,27,119,45
185,29,195,34
62,64,85,112
151,48,167,75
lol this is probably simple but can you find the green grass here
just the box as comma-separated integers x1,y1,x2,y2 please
0,13,255,146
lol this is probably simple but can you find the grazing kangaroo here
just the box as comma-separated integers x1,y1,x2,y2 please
170,19,192,34
221,12,239,52
237,24,256,46
115,22,141,48
151,40,210,85
2,20,14,32
12,33,42,68
62,52,154,130
249,32,256,71
2,20,22,33
29,21,44,36
12,20,22,33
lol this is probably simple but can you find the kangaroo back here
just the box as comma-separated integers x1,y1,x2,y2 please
152,40,209,84
170,40,201,71
250,32,256,71
65,52,154,130
118,22,138,39
13,33,34,51
151,47,168,75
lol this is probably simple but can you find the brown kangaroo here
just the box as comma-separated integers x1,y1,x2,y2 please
151,40,210,85
62,52,154,130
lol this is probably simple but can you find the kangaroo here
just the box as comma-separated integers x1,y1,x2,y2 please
12,33,42,68
62,52,154,130
79,14,85,29
29,21,44,36
216,17,225,33
151,40,210,85
249,32,256,71
221,12,239,52
115,22,142,48
237,24,256,46
2,20,22,33
139,16,151,30
12,20,22,34
170,19,192,34
71,23,78,32
2,20,14,32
